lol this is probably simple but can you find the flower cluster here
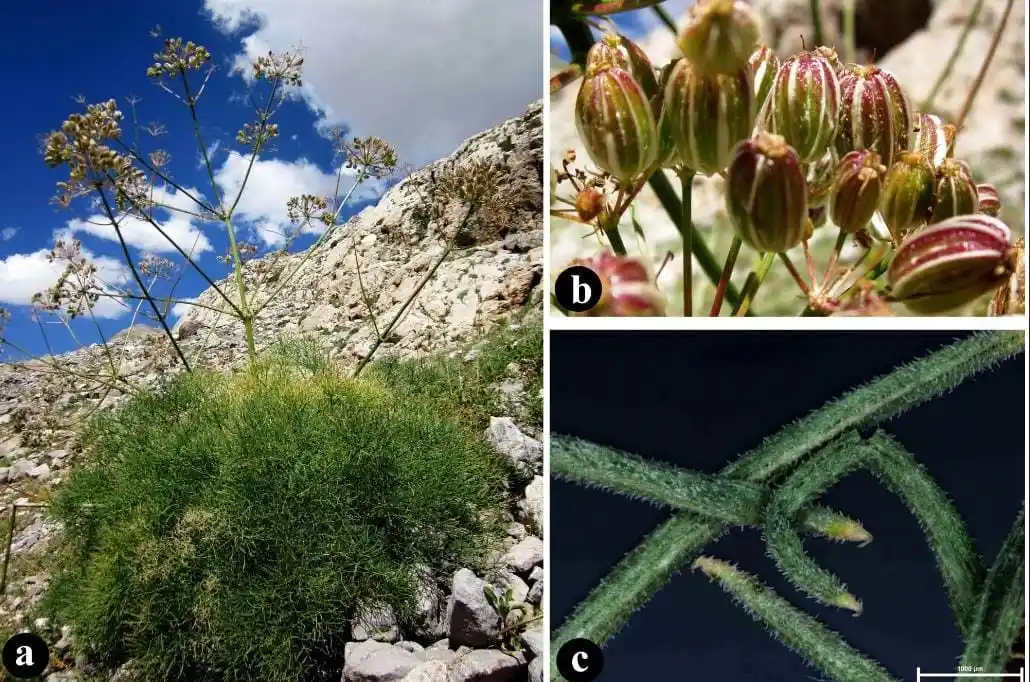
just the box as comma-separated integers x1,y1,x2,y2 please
554,1,1023,316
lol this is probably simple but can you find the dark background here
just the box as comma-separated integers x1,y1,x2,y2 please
550,331,1025,681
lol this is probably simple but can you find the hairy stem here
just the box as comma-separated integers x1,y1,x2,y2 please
551,434,871,541
693,556,898,682
764,431,869,613
959,507,1025,673
865,431,985,636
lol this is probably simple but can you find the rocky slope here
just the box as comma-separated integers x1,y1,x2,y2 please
1,101,545,682
550,0,1024,314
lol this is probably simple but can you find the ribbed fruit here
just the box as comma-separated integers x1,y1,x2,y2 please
678,0,760,75
888,214,1016,314
977,183,1001,216
586,33,660,103
566,251,667,316
830,150,886,234
653,59,682,169
725,132,808,253
805,149,838,208
575,62,659,181
836,65,911,168
879,151,937,243
767,49,840,163
930,158,978,223
910,113,956,169
748,44,779,118
663,59,755,175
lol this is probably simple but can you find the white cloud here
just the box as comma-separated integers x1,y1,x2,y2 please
62,212,213,256
170,296,199,320
0,227,17,241
203,0,543,165
0,248,130,319
213,151,386,246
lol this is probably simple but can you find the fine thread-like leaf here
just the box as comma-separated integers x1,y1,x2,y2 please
959,507,1025,672
764,431,869,613
550,333,1023,677
865,431,986,636
552,433,872,541
724,331,1024,480
692,556,899,682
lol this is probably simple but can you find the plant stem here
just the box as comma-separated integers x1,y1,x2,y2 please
709,236,742,316
603,219,628,255
808,0,824,47
96,189,191,371
865,431,985,636
693,556,897,682
651,5,677,33
842,0,857,64
551,434,871,541
822,230,849,291
921,0,984,112
765,431,869,613
959,507,1025,673
954,0,1015,134
779,252,811,296
733,252,775,316
678,169,695,316
649,172,746,311
0,504,17,595
352,205,476,377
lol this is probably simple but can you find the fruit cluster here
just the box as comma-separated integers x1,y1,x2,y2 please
557,0,1023,316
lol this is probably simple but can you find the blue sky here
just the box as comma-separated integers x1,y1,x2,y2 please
550,0,694,64
0,0,542,360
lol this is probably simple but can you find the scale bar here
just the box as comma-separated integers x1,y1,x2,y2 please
916,667,1025,680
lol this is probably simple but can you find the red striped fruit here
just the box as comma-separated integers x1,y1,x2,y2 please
663,59,755,175
768,49,841,163
910,113,956,169
836,65,912,168
725,132,808,253
749,44,779,118
977,183,1001,216
678,0,760,76
830,150,886,234
566,251,667,316
888,214,1017,314
930,158,978,223
575,61,659,181
879,151,937,243
586,33,660,104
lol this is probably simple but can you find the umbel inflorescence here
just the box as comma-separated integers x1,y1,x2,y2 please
551,0,1025,317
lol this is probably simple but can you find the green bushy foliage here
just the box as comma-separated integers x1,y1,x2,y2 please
39,350,513,681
